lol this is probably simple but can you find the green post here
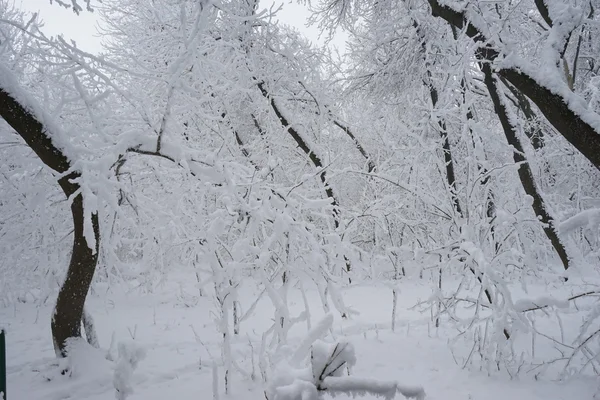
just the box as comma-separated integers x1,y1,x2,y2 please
0,329,5,400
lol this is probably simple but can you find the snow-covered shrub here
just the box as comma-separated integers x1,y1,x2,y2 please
113,341,146,400
63,338,112,379
265,314,424,400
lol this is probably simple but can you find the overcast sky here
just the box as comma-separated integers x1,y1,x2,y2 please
17,0,103,53
16,0,340,55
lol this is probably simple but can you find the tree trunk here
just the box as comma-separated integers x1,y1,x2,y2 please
257,82,341,227
428,82,462,216
82,307,100,349
481,64,571,271
0,87,100,356
414,19,462,216
331,119,376,173
427,0,600,170
501,79,545,151
52,175,100,356
257,82,352,280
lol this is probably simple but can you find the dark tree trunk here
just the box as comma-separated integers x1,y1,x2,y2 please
428,82,462,216
52,176,100,356
331,119,376,173
257,82,352,280
257,82,341,228
501,78,545,151
0,87,100,356
296,82,376,173
481,64,571,271
427,0,600,170
414,20,462,216
82,307,100,348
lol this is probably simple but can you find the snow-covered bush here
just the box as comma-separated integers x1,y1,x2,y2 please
265,314,425,400
113,341,146,400
36,337,146,399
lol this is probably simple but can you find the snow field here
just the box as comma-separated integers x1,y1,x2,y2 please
1,272,597,399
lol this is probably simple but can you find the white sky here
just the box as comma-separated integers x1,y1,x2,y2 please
16,0,104,53
15,0,343,54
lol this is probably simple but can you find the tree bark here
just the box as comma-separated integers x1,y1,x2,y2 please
52,177,100,356
331,119,376,173
426,0,600,170
428,81,462,216
0,87,100,356
412,18,462,216
257,82,352,280
257,82,341,228
481,64,571,270
501,78,545,151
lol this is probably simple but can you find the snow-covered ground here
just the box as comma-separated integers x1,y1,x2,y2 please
1,272,597,400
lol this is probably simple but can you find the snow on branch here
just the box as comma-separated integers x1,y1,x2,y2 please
0,63,76,172
321,377,425,400
50,0,96,15
515,291,600,313
559,208,600,234
426,0,600,170
290,313,334,365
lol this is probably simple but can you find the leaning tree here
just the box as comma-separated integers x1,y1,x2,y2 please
0,5,102,355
